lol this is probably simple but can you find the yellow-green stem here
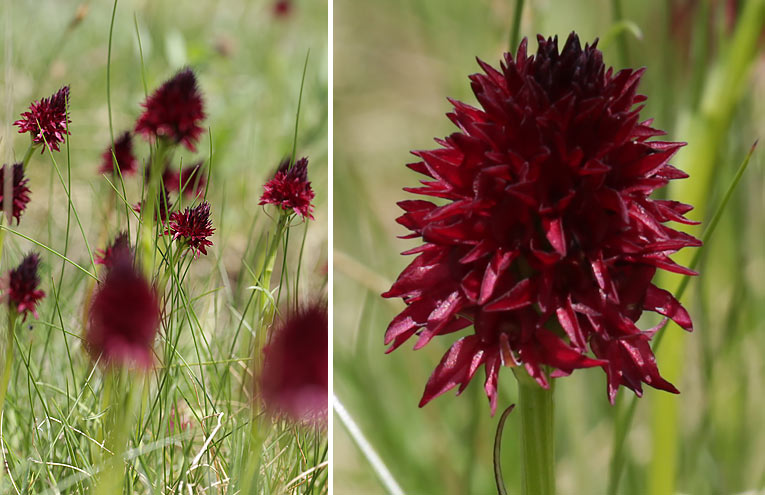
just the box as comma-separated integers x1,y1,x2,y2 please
0,310,17,417
515,369,555,495
20,143,34,171
240,411,266,495
140,141,169,277
94,370,139,495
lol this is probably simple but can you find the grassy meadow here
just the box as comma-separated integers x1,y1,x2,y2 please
0,0,328,493
333,1,765,494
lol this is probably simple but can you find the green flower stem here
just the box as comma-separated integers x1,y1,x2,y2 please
0,309,17,418
139,141,169,277
94,369,139,495
20,142,35,171
509,0,525,51
261,213,288,308
515,369,555,495
239,411,266,495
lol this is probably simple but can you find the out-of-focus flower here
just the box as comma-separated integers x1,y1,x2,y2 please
135,68,205,151
5,253,45,320
259,157,315,220
0,163,31,224
259,302,328,425
273,0,293,17
99,132,137,176
85,250,159,368
163,161,207,198
133,190,174,224
383,33,700,413
167,201,214,257
14,86,70,153
95,232,132,267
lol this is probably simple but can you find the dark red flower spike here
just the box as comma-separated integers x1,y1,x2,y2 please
259,157,315,220
383,33,700,413
163,161,207,198
14,86,70,153
85,250,159,369
6,253,45,320
0,163,31,224
99,132,137,176
167,201,215,258
135,68,206,152
95,232,132,268
259,302,328,425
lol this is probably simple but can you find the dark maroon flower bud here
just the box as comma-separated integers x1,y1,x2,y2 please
383,33,701,414
85,250,159,369
273,0,293,17
5,253,45,320
259,157,315,220
162,161,207,198
14,86,70,153
133,190,174,224
95,232,132,267
99,132,137,176
259,302,328,425
0,163,31,224
135,68,205,152
167,201,214,257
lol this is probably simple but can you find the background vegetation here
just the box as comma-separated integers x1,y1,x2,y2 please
0,0,328,492
333,1,765,494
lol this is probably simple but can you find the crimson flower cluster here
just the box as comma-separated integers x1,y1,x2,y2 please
167,202,215,257
86,250,160,369
95,232,131,267
259,302,328,425
99,132,138,176
383,33,700,413
157,161,207,198
6,253,45,320
14,86,70,153
259,157,315,220
135,68,206,152
0,163,31,224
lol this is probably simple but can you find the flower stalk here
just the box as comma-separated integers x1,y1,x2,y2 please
20,143,34,171
139,140,169,276
0,309,17,417
515,368,555,495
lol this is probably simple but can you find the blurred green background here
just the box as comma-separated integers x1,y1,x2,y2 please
333,0,765,494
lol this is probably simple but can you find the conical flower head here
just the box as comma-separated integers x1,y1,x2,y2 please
259,302,328,425
14,86,70,153
383,33,701,413
95,232,132,267
167,201,215,257
259,157,315,220
162,161,207,198
99,132,137,176
133,189,174,224
0,163,31,224
135,68,205,151
86,251,159,369
6,253,45,320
